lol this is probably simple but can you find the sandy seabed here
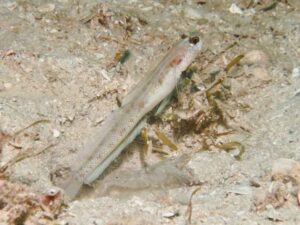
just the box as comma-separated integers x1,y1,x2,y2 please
0,0,300,224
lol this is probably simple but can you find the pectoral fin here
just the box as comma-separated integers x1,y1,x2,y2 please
154,92,174,116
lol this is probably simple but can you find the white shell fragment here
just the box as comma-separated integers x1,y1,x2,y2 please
37,3,55,13
183,6,205,20
229,3,243,15
162,210,179,218
53,129,61,138
228,185,253,195
292,67,300,78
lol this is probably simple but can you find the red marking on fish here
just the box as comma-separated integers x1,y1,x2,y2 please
170,56,183,67
137,101,145,108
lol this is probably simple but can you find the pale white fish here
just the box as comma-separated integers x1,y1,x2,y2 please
61,35,203,199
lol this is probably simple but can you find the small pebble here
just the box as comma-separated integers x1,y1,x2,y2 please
53,129,60,138
162,210,179,218
292,67,300,78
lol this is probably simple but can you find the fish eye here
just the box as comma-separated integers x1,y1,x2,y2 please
189,36,199,45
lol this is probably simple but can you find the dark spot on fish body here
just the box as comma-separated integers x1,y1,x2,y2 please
136,100,145,109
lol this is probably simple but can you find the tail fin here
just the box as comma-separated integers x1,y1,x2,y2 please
61,174,83,200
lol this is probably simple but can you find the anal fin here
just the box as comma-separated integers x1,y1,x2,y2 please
83,116,148,184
